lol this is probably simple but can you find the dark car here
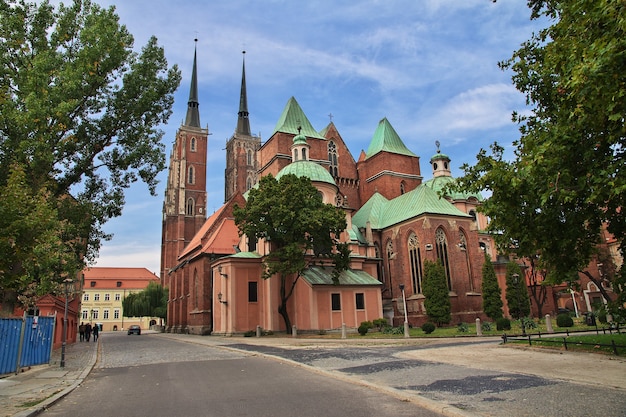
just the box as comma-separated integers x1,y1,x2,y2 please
127,325,141,335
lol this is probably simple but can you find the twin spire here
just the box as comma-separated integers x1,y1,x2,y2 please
184,41,250,136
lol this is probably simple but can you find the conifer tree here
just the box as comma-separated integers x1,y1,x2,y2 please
481,253,503,320
505,262,531,319
423,260,451,326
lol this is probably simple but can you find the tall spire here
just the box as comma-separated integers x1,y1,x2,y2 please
185,39,201,128
236,50,251,136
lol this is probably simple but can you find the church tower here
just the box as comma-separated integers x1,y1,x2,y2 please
224,51,261,202
160,42,208,286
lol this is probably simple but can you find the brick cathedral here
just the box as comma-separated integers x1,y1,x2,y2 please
160,46,497,335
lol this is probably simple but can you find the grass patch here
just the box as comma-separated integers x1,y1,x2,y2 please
509,333,626,356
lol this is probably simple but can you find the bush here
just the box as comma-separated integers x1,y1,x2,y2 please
556,313,574,327
496,318,511,331
358,320,374,336
372,318,388,331
243,330,255,337
521,317,537,330
482,321,492,332
457,322,469,333
421,322,436,334
382,325,404,335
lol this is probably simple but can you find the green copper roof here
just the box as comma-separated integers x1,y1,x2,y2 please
302,266,381,286
423,176,483,202
293,133,307,145
365,118,417,159
353,185,471,230
430,151,450,162
275,160,336,185
228,251,261,259
273,97,326,140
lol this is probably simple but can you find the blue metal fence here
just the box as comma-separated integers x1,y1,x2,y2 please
0,314,55,375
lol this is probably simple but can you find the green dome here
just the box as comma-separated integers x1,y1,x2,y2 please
423,176,483,201
276,160,336,185
293,133,307,145
430,151,450,163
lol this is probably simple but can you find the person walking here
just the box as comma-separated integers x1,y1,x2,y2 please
85,323,92,342
79,322,86,342
92,324,99,342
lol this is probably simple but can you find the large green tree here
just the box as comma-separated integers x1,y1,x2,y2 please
233,173,350,332
122,281,168,321
0,0,181,310
481,253,503,320
453,1,624,303
422,260,451,326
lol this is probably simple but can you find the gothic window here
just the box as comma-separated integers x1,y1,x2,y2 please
247,149,253,166
459,230,474,291
194,269,199,308
186,198,194,216
469,210,477,222
435,228,452,290
408,233,423,294
188,166,195,184
400,181,406,195
190,137,196,152
246,177,252,191
458,232,467,251
328,141,338,177
374,243,384,283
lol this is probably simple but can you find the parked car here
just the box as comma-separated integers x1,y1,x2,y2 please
127,325,141,335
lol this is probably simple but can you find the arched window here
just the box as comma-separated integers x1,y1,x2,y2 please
190,137,196,152
374,243,384,283
400,181,406,195
186,198,194,216
247,149,253,166
435,228,452,290
459,230,473,291
188,166,195,184
194,269,199,308
408,233,423,294
469,210,477,222
246,177,252,191
294,149,299,161
328,141,338,177
301,148,307,160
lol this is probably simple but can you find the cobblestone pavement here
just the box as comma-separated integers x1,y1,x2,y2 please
3,333,626,417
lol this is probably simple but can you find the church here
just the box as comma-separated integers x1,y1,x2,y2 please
160,47,495,335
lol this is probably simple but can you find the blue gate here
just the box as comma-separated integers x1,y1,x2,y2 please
0,314,55,375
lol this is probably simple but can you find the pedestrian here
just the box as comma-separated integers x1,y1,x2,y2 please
79,322,86,342
85,323,92,342
92,324,99,342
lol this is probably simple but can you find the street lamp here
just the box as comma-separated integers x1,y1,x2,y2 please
60,277,74,368
512,273,526,336
399,284,410,338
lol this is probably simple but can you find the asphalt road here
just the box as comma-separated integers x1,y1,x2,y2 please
40,332,441,417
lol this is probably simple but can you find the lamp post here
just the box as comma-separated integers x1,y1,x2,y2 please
512,273,526,336
60,277,74,368
399,284,410,338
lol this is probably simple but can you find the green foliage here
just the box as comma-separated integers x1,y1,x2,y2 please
0,0,180,309
422,260,451,326
520,316,537,331
382,325,405,335
358,321,373,336
481,253,504,320
482,321,492,332
457,322,469,333
122,282,168,319
372,318,388,331
421,322,436,334
450,0,626,300
556,313,574,328
505,262,531,319
496,317,511,331
233,173,350,331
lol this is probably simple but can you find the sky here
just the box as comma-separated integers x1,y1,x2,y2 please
86,0,550,275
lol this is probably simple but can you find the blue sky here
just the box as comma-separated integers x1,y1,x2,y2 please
88,0,549,275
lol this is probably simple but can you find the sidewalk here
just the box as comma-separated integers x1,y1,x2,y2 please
0,338,98,417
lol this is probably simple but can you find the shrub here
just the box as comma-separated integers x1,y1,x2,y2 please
457,322,469,333
521,317,537,330
496,317,511,331
243,330,255,337
421,322,436,334
382,325,404,335
556,313,574,327
358,320,374,335
482,321,492,331
372,318,388,331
